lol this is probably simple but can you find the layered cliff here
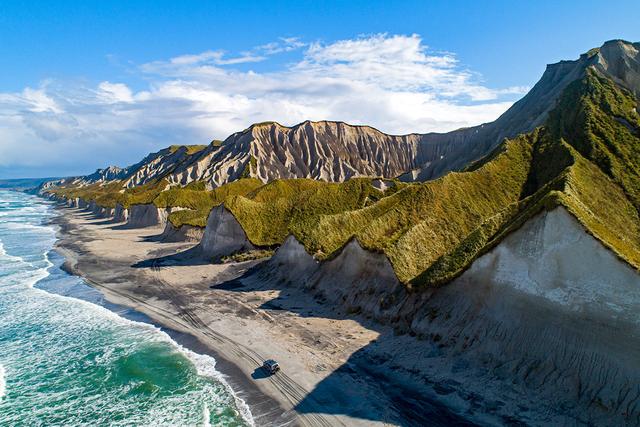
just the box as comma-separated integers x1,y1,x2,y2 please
39,40,639,195
169,121,428,187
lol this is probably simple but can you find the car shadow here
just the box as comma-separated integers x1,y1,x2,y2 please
250,367,271,380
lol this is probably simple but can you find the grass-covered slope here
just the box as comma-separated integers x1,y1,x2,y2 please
169,144,208,155
47,178,168,208
159,179,263,227
223,178,389,246
48,181,126,207
410,70,640,287
548,70,640,210
302,135,535,283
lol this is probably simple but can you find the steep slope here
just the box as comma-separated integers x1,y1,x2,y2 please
121,144,208,188
41,40,639,193
401,39,640,181
169,121,428,187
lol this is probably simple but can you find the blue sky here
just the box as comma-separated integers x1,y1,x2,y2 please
1,0,639,178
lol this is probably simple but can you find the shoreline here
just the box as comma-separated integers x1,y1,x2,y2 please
49,205,388,427
49,213,296,427
40,249,263,426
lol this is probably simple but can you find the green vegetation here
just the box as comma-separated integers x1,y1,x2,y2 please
239,156,257,179
548,69,640,211
225,178,387,246
48,179,169,208
169,145,207,155
220,249,275,263
222,68,640,285
160,178,263,227
48,181,126,208
124,179,170,206
301,135,535,283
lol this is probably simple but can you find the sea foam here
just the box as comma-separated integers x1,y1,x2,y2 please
0,364,6,401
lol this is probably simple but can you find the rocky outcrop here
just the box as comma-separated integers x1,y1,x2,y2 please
170,121,429,187
196,205,255,260
159,221,205,243
168,41,640,188
122,146,203,188
256,208,640,424
77,198,89,210
37,41,639,192
113,203,128,222
127,204,167,228
83,165,127,183
126,204,186,228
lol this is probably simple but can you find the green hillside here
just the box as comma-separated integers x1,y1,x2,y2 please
160,179,263,227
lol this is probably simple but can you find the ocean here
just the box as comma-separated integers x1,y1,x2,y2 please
0,190,253,426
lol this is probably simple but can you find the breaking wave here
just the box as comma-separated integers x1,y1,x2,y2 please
0,190,253,426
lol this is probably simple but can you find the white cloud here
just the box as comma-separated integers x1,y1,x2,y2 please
97,82,134,103
0,33,529,177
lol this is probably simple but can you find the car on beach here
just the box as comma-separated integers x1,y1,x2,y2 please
262,359,280,375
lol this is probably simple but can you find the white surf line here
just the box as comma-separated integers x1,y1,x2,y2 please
28,261,256,426
202,402,211,427
180,347,255,427
0,364,6,402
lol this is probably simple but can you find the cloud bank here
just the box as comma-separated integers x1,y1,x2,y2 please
0,34,528,177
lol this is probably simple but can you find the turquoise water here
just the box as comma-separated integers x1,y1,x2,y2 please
0,190,253,426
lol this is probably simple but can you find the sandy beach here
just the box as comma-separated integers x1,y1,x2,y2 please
52,205,471,427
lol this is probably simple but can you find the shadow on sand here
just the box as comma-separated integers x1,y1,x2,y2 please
206,264,480,426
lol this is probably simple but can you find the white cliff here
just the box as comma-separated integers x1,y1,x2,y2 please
196,205,255,260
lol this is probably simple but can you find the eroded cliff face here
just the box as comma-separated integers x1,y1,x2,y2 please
122,146,201,188
196,205,255,260
113,203,128,223
254,208,640,424
39,41,639,193
170,121,428,187
87,201,114,219
159,222,204,243
127,204,168,228
77,199,89,210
